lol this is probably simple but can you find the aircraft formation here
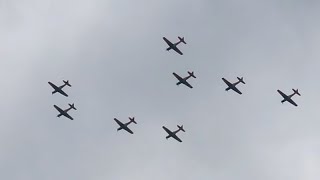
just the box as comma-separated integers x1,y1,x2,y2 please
48,36,301,143
48,80,77,120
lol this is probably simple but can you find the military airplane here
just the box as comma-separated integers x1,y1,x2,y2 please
173,71,196,89
48,80,71,97
54,103,77,120
114,117,137,134
163,36,186,55
277,89,301,106
222,77,245,95
163,125,185,142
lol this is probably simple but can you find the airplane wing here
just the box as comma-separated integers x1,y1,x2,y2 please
54,105,64,114
231,86,242,95
58,89,68,97
173,73,183,82
114,118,124,127
62,112,74,120
172,46,183,55
277,90,287,99
222,78,232,87
182,81,193,89
162,126,172,135
171,134,182,142
123,126,134,134
163,37,173,47
287,98,298,106
48,82,58,90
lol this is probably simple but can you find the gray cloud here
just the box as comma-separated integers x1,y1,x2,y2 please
1,0,320,180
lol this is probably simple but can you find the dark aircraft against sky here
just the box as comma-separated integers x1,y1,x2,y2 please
222,77,246,95
173,71,196,89
46,35,304,144
114,117,137,134
277,89,301,106
48,80,71,97
162,125,185,142
163,36,186,55
53,103,77,120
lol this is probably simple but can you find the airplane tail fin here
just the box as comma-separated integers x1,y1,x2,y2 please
178,36,186,44
237,77,245,84
292,89,301,96
129,117,137,124
69,103,77,110
63,80,71,87
188,71,196,78
177,125,185,132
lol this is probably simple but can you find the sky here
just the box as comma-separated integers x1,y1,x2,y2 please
1,0,320,180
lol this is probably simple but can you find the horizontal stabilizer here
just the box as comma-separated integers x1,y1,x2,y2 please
177,125,185,132
292,89,301,96
63,80,71,87
188,71,196,78
68,103,77,110
237,77,245,84
129,117,137,124
178,36,186,44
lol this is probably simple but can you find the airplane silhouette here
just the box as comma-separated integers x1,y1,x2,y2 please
48,80,71,97
277,89,301,106
54,103,77,120
222,77,245,94
114,117,137,134
173,71,196,89
163,36,186,55
163,125,185,142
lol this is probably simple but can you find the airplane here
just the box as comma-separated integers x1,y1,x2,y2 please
173,71,196,89
163,36,186,55
162,125,185,142
222,77,245,95
114,117,137,134
53,103,77,120
277,89,301,106
48,80,71,97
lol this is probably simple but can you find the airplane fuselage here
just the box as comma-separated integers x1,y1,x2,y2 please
54,105,71,116
48,82,69,97
53,105,74,120
222,78,243,94
281,93,295,103
277,89,298,106
114,118,134,134
162,126,183,142
163,37,183,55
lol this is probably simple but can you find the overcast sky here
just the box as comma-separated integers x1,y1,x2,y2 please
1,0,320,180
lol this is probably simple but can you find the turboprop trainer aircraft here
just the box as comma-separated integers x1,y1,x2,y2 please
163,125,185,142
277,89,301,106
173,71,196,89
222,77,245,95
54,103,77,120
114,117,137,134
163,36,186,55
48,80,71,97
